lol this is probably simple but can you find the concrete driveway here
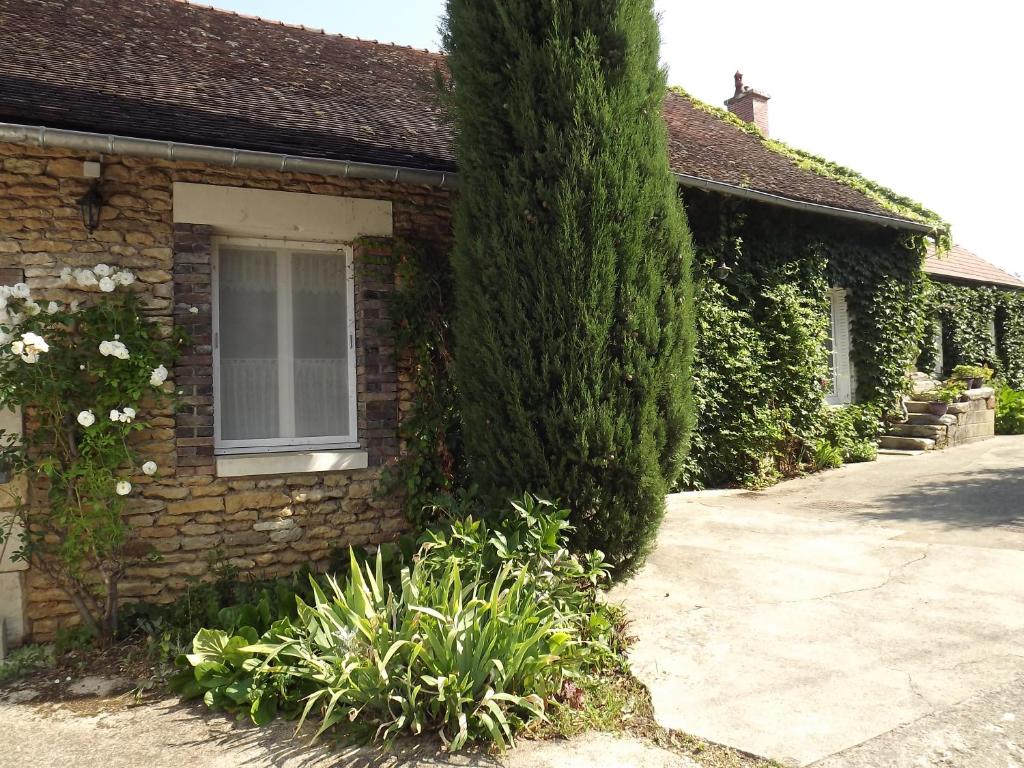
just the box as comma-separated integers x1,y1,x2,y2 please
613,436,1024,767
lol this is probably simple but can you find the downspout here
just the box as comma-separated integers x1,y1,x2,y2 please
0,121,931,234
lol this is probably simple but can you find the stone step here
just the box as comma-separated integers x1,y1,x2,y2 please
904,400,970,415
890,423,947,439
906,413,958,426
878,435,936,451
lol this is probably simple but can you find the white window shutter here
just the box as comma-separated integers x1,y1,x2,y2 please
933,320,944,377
828,288,854,405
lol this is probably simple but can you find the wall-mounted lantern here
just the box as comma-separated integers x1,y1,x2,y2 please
78,161,103,234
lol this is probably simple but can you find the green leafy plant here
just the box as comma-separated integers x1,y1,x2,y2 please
995,383,1024,435
922,380,964,405
172,496,615,751
811,440,844,470
951,364,994,383
0,643,55,684
0,268,180,643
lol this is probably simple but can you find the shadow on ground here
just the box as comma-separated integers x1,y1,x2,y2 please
854,467,1024,530
154,697,500,767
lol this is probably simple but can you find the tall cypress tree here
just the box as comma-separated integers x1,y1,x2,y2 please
442,0,695,571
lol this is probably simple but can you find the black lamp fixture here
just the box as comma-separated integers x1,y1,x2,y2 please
78,179,103,234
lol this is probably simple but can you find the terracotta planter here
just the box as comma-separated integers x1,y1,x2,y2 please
928,401,949,416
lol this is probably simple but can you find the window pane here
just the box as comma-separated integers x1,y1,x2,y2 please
291,250,349,438
219,247,279,440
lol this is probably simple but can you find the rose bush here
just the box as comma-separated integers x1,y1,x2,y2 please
0,266,181,643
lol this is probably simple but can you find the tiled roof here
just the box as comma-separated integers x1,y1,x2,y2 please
0,0,916,225
924,245,1024,289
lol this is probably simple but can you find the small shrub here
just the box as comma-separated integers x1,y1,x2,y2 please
171,496,615,751
811,440,844,470
0,643,55,684
814,405,879,467
996,384,1024,435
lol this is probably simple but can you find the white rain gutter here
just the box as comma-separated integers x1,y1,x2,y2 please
0,122,932,233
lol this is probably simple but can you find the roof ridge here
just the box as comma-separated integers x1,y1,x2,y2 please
667,86,950,245
171,0,443,57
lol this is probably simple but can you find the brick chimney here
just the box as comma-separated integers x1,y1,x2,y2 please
725,71,770,135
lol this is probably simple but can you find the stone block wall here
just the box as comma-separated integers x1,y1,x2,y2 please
0,141,453,639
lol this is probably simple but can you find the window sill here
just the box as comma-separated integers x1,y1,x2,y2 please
216,449,369,478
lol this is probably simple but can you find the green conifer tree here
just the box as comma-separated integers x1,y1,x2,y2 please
442,0,695,571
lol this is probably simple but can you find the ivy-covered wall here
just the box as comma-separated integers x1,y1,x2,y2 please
679,190,930,489
918,282,1024,388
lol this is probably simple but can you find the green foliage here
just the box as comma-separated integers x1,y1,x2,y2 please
995,383,1024,435
0,643,55,684
442,0,695,571
680,194,901,488
0,269,180,642
921,380,965,405
951,363,994,383
172,496,615,751
924,283,1024,388
811,440,844,470
816,404,880,465
378,237,463,530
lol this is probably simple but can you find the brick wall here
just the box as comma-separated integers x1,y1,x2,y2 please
0,141,453,639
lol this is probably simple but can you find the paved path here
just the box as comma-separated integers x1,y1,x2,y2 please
613,436,1024,767
0,691,697,768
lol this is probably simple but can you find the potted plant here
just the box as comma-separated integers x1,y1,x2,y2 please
952,364,994,390
922,381,963,416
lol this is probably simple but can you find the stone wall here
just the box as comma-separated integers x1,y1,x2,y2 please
0,141,453,639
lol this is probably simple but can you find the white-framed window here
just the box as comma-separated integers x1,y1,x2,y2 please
826,287,854,406
212,237,357,455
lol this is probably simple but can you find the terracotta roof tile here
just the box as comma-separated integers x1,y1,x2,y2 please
0,0,915,224
924,245,1024,289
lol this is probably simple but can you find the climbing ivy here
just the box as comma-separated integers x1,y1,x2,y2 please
680,190,931,489
378,238,464,530
918,282,1024,388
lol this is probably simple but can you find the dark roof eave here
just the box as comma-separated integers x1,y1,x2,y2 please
674,173,933,234
0,120,932,233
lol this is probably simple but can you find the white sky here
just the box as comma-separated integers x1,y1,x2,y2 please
212,0,1024,275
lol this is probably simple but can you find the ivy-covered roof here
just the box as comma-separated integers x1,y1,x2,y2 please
0,0,946,238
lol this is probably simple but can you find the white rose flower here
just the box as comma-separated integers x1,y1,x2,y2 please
93,264,112,277
11,283,30,300
98,276,116,293
188,306,199,314
10,340,24,355
113,342,129,360
109,409,121,422
99,340,114,356
22,300,41,316
113,271,135,286
141,461,157,476
120,406,136,423
20,351,39,364
45,301,60,314
73,269,98,287
59,267,73,284
149,364,168,387
115,480,132,496
22,332,48,352
77,410,96,427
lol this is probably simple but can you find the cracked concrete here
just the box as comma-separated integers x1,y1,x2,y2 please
612,436,1024,767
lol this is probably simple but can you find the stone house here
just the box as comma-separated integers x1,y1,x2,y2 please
0,0,949,645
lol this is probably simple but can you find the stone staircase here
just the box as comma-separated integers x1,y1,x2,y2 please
879,387,996,453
